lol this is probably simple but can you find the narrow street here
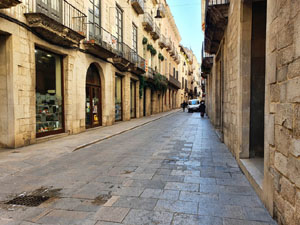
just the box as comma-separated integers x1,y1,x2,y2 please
0,112,276,225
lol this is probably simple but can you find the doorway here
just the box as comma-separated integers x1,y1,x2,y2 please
86,64,102,128
130,80,136,118
249,1,266,159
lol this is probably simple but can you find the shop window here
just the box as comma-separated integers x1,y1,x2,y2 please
115,75,122,121
35,48,64,136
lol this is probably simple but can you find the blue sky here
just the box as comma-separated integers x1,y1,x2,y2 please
167,0,204,63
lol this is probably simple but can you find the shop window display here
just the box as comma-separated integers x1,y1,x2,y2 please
35,48,64,136
115,75,122,121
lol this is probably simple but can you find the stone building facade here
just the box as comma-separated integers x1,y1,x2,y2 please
202,0,300,224
0,0,199,148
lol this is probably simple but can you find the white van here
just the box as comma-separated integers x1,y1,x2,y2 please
187,99,200,113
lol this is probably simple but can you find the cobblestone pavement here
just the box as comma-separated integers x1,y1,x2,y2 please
0,112,277,225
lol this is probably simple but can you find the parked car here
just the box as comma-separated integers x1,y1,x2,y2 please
187,99,200,113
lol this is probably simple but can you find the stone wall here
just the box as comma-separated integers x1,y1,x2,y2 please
265,0,300,224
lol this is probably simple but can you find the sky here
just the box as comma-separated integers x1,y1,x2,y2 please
167,0,204,63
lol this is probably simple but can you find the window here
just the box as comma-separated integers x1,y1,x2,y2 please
88,0,101,40
35,48,64,137
173,67,175,77
116,5,123,51
132,23,138,53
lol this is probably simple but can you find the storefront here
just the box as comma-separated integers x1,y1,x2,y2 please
130,80,136,118
115,74,122,121
35,48,64,137
85,64,102,128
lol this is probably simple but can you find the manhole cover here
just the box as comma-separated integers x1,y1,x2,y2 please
5,195,50,207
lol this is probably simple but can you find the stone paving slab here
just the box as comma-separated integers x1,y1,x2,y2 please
0,112,277,225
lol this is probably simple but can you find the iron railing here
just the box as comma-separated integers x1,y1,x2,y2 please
131,0,144,10
115,42,135,63
158,3,166,17
143,12,153,28
88,24,118,51
169,75,181,89
147,67,154,79
25,0,87,35
131,52,146,71
202,43,214,58
153,23,161,37
159,34,166,46
205,0,230,30
207,0,230,6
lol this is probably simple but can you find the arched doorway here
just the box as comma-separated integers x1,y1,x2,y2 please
86,64,102,128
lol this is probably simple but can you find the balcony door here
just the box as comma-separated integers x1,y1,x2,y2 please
36,0,62,22
116,5,123,53
88,0,101,41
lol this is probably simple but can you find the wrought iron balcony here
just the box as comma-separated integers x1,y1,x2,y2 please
146,67,155,80
113,42,135,72
204,0,230,54
131,0,144,14
0,0,21,9
158,4,166,18
129,52,146,75
170,43,175,56
24,0,86,47
158,34,166,48
84,24,118,59
151,23,160,40
143,12,153,32
166,38,172,51
168,75,181,89
201,43,214,75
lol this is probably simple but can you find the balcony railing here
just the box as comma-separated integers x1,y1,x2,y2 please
25,0,86,47
0,0,21,9
143,12,154,32
201,43,214,74
207,0,230,6
204,0,230,54
168,75,181,89
130,52,146,74
166,38,172,51
131,0,144,14
170,43,175,56
151,23,160,40
26,0,86,35
158,3,166,18
147,67,154,79
84,24,118,59
115,42,134,63
158,34,166,48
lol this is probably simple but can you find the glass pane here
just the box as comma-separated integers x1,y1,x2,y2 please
92,88,100,125
115,76,122,121
86,88,91,126
35,49,63,134
130,81,136,118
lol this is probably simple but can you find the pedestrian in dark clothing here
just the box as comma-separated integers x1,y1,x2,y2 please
199,101,206,117
182,100,187,112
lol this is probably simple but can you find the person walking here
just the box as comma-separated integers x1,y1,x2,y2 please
182,100,187,112
199,100,206,117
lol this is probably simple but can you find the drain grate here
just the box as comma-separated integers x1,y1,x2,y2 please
5,195,50,207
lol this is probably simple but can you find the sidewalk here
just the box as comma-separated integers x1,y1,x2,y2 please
0,109,180,179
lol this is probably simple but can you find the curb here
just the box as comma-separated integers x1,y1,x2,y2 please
73,109,180,152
